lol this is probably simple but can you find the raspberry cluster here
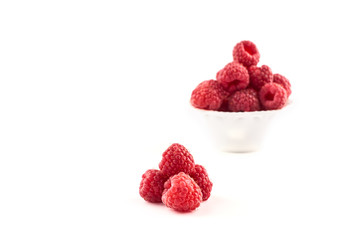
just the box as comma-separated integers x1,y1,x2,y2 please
139,143,213,212
190,40,291,111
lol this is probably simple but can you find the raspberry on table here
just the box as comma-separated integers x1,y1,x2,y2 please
259,83,287,110
190,80,229,110
228,88,261,112
248,65,273,90
232,40,260,67
162,172,203,212
190,164,213,201
273,73,291,97
139,169,168,203
216,62,249,93
159,143,195,178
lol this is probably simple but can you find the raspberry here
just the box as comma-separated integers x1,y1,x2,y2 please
248,65,273,90
190,164,213,201
159,143,195,178
190,80,228,110
232,40,260,67
273,74,291,97
162,172,203,212
228,88,261,112
139,169,168,203
216,62,249,93
259,83,287,110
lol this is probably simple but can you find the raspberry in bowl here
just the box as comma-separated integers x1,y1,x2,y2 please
190,40,292,152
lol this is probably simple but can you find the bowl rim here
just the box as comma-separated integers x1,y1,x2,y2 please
190,99,293,116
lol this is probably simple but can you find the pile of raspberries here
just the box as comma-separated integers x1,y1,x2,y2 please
191,40,291,112
139,143,213,212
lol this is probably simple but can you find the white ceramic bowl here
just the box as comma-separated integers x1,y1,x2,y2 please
190,101,291,152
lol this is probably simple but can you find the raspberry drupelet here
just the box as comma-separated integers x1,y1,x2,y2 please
259,83,287,110
139,169,168,203
159,143,195,178
190,164,213,201
228,88,261,112
233,40,260,67
162,172,203,212
273,73,292,97
190,80,229,110
248,65,273,91
216,62,249,93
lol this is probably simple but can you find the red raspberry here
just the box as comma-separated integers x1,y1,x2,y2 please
232,40,260,67
139,169,168,203
273,74,291,97
159,143,195,178
162,172,203,212
259,83,287,110
228,88,261,112
216,62,249,93
248,65,273,90
190,80,229,110
190,164,213,201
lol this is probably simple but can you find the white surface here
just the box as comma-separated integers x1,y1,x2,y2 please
1,1,362,239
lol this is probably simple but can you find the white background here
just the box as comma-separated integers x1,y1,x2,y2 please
1,0,362,239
